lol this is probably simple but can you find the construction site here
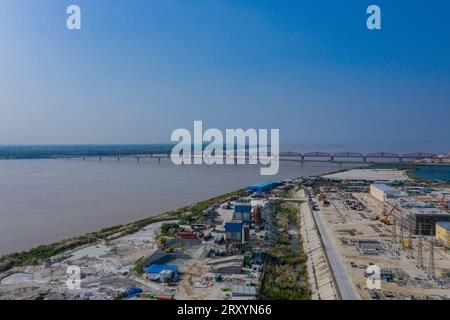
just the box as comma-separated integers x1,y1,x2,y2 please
306,169,450,300
1,169,449,300
0,181,311,300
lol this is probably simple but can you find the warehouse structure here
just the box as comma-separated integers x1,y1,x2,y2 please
407,209,450,235
370,183,401,203
145,264,178,282
233,203,252,224
225,221,243,242
247,181,280,194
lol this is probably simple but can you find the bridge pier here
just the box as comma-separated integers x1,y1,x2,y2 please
136,156,140,163
399,157,403,162
363,157,367,163
99,156,102,161
82,157,86,161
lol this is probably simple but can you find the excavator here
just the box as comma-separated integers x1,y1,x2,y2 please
376,204,398,225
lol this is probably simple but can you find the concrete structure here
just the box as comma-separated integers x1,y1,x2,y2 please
207,255,244,265
408,209,450,236
212,262,242,274
436,222,450,248
247,181,279,194
232,285,258,299
370,183,399,202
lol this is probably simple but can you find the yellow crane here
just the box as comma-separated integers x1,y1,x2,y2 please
377,204,398,225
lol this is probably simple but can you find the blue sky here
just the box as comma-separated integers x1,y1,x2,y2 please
0,0,449,146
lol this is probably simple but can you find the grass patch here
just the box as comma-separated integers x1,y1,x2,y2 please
259,200,311,300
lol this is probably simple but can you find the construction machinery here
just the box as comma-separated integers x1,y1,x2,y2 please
402,240,412,249
164,246,175,253
318,191,326,202
377,204,398,225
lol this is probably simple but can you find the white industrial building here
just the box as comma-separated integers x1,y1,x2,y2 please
370,183,400,203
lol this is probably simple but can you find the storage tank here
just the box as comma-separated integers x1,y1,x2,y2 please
252,207,262,227
242,225,250,243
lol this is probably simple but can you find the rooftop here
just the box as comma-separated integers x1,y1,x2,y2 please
409,208,449,216
225,221,243,233
145,264,178,274
372,183,396,192
232,285,258,296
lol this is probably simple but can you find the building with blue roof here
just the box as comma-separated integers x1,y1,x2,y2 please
145,264,178,274
248,181,279,194
234,203,252,223
225,221,243,242
234,203,251,213
145,264,178,282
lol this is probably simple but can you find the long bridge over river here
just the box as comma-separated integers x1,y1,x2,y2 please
63,151,447,165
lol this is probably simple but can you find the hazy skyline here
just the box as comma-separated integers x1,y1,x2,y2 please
1,0,449,145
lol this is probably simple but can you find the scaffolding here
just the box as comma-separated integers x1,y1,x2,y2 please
417,224,423,269
428,238,435,279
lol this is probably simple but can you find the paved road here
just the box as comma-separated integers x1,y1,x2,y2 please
311,208,361,300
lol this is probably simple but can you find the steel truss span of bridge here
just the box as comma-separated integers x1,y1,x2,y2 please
279,151,441,163
64,151,445,165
